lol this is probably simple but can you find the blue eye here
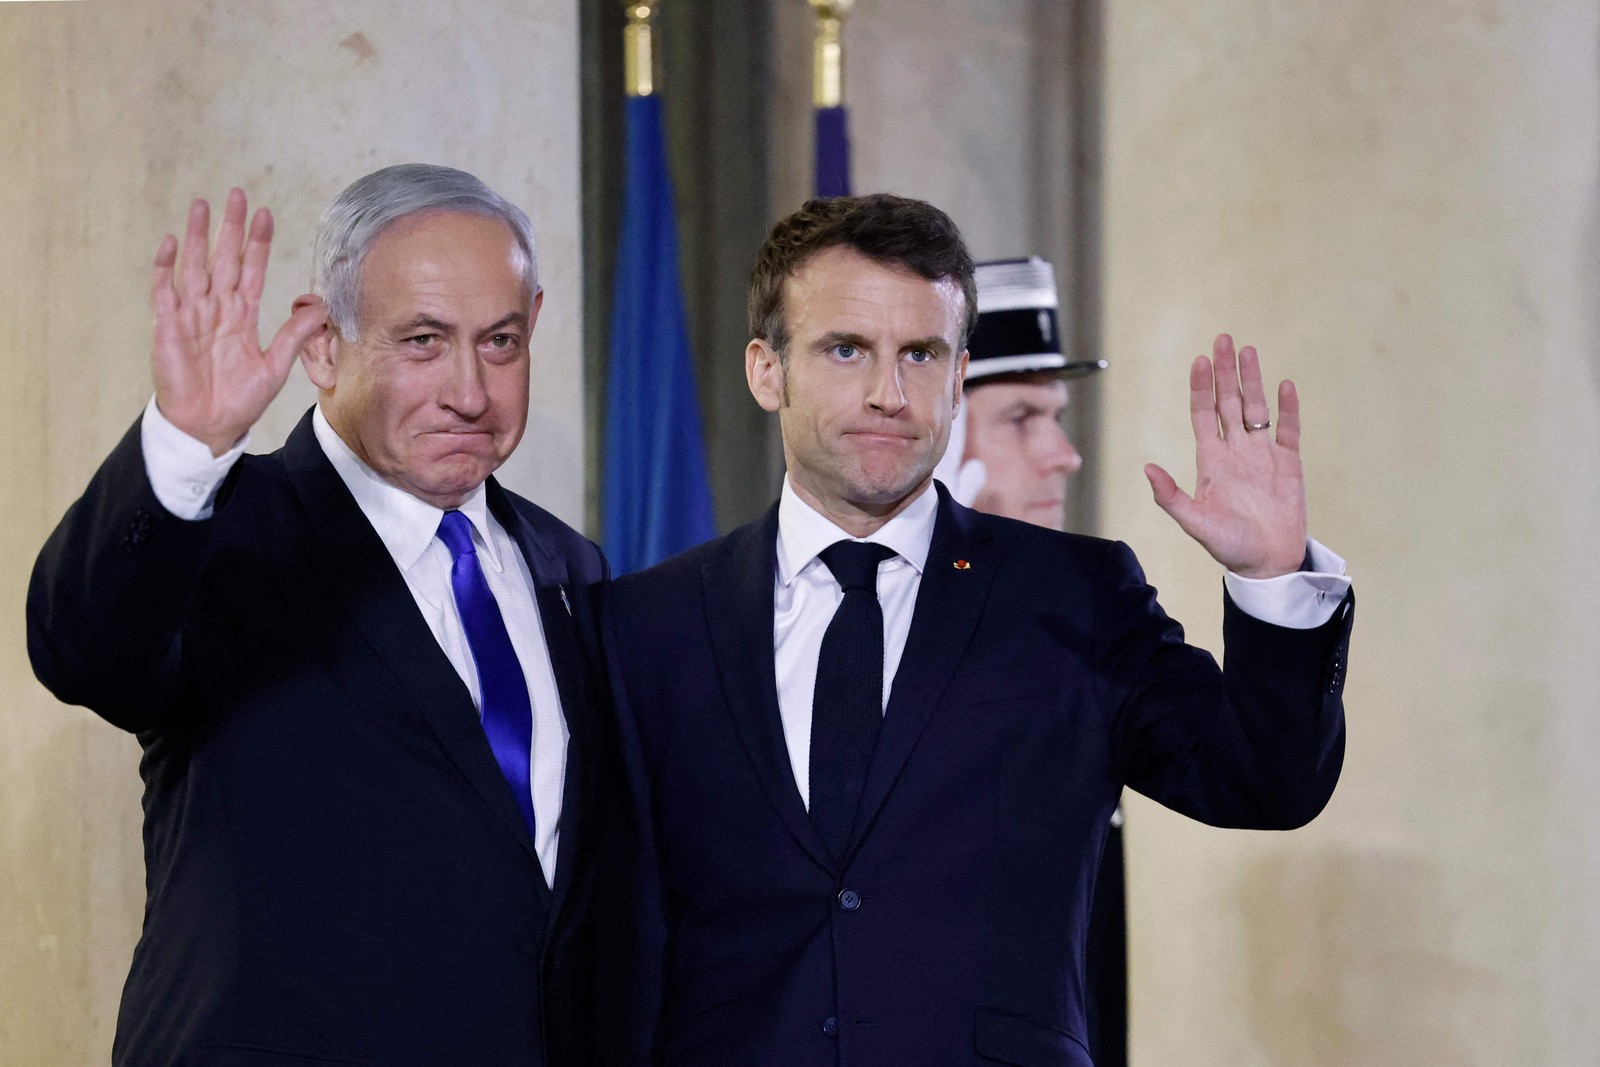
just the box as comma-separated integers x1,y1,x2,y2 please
833,343,858,360
907,348,933,363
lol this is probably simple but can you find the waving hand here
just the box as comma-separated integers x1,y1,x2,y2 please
1144,334,1308,579
150,188,327,455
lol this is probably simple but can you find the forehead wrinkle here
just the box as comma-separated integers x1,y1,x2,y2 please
352,212,529,337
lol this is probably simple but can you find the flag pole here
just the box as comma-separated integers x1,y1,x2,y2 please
605,0,718,573
624,1,658,98
810,0,850,110
810,0,854,197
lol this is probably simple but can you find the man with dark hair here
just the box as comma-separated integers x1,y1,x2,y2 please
602,193,1353,1065
28,166,609,1066
745,192,979,359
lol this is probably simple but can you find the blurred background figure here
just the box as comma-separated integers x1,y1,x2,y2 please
937,257,1106,525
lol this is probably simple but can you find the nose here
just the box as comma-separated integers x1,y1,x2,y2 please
1041,423,1083,475
441,348,490,419
865,357,907,416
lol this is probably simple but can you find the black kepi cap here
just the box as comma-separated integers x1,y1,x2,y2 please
966,257,1108,382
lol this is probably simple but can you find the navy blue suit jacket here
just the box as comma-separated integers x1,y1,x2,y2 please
27,411,610,1067
599,487,1351,1067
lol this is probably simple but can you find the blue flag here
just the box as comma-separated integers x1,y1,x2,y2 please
602,94,717,575
815,104,851,197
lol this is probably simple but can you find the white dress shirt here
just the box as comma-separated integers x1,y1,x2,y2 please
140,398,569,886
772,475,1352,810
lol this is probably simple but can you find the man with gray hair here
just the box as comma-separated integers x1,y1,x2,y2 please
28,164,609,1066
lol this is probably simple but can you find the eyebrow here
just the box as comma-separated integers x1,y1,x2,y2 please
392,312,528,335
1001,400,1069,419
814,331,952,356
902,336,952,356
480,312,529,335
394,314,453,334
816,330,872,351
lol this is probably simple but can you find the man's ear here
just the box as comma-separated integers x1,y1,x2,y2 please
295,294,338,391
527,287,545,334
953,347,969,413
746,338,784,413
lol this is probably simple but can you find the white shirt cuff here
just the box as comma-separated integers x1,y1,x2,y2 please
139,397,249,521
1223,539,1352,630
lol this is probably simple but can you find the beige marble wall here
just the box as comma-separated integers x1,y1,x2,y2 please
0,2,581,1061
1102,2,1600,1063
772,0,1071,258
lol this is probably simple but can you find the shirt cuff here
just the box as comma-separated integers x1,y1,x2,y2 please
139,396,249,521
1223,539,1352,630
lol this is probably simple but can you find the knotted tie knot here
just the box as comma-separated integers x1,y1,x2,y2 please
819,540,894,596
436,509,477,561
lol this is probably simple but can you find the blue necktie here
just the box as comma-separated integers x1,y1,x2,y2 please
436,511,537,844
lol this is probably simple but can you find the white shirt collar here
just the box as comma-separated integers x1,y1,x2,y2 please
312,404,501,574
776,475,938,587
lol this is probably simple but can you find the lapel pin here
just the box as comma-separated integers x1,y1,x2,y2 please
953,559,971,570
559,585,572,615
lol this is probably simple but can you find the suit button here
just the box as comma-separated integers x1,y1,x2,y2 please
838,889,861,911
822,1016,839,1038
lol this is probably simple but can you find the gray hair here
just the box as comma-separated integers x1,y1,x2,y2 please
311,163,539,340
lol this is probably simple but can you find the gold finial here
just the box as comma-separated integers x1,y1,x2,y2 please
624,1,660,98
809,0,854,108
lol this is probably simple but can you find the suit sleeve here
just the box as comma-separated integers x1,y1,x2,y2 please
1096,539,1353,830
26,417,220,732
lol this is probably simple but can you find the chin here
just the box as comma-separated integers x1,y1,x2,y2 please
416,461,498,504
850,456,935,498
847,473,930,509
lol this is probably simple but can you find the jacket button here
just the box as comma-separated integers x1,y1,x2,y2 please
822,1016,839,1038
838,889,861,911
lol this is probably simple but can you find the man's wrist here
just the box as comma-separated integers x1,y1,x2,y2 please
1224,539,1351,629
141,397,249,520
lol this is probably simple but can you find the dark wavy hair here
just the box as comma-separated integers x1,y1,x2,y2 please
747,194,978,358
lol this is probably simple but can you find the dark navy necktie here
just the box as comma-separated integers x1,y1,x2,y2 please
436,510,537,844
809,540,896,860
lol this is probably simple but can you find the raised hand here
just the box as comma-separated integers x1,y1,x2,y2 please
1144,334,1308,579
150,188,328,455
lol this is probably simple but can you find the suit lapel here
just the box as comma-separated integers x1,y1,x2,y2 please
847,488,1000,861
281,414,547,882
703,507,836,873
488,483,592,921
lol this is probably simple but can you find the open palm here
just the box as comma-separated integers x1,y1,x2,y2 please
150,188,327,455
1144,335,1308,579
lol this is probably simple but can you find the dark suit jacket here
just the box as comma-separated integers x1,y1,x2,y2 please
599,487,1351,1067
27,411,610,1067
